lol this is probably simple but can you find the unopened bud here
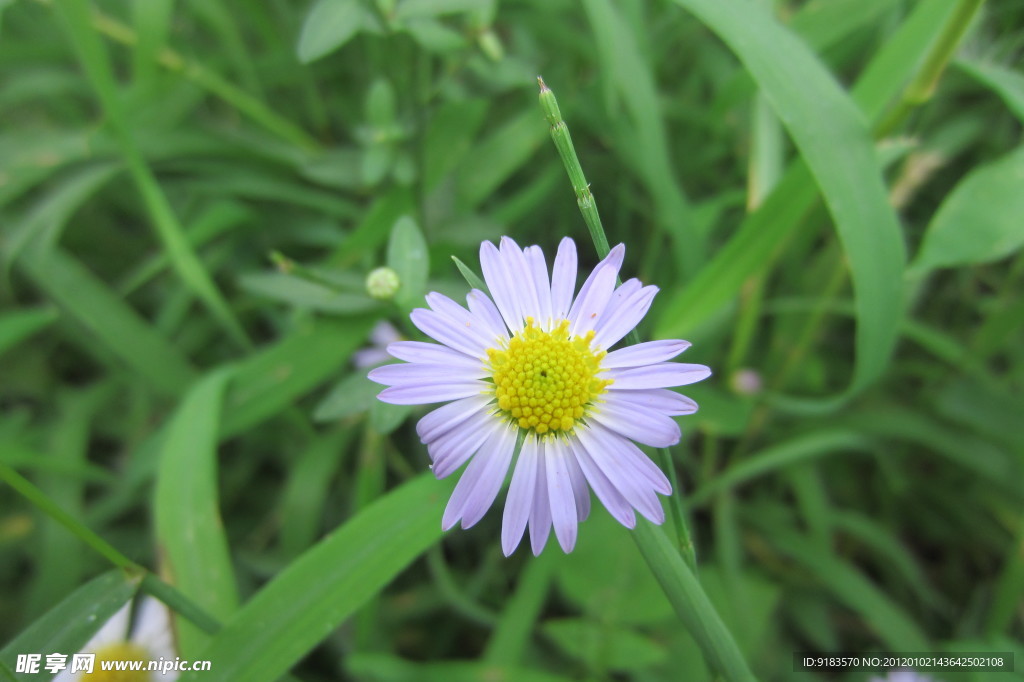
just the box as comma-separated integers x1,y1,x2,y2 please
537,76,561,127
366,267,400,300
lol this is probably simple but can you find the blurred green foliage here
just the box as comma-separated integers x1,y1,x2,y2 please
1,0,1022,680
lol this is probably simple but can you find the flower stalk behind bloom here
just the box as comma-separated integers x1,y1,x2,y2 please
370,237,710,555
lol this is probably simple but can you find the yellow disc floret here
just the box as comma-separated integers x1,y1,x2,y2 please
488,318,611,435
91,642,152,682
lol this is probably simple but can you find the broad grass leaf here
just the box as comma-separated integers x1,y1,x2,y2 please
155,370,238,658
387,216,430,311
542,618,668,672
0,570,138,681
912,145,1024,272
297,0,368,64
180,474,453,682
666,0,906,409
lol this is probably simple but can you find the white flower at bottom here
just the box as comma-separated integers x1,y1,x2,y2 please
870,672,941,682
369,237,710,555
55,596,177,681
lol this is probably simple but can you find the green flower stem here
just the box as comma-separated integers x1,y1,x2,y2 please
633,522,758,682
874,0,986,137
538,77,610,258
538,78,697,569
538,78,757,680
1,462,225,638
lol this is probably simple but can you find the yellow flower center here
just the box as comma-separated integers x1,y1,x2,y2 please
90,642,152,682
488,319,610,434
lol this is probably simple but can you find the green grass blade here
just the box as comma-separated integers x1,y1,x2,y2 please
957,58,1024,124
2,160,120,284
129,0,172,87
54,0,251,349
0,570,139,680
237,272,379,314
387,215,430,311
911,145,1024,273
789,0,901,52
297,0,370,64
581,0,695,271
656,0,956,343
483,553,554,665
17,246,196,397
220,316,374,438
666,0,906,409
26,387,109,619
346,654,575,682
852,0,960,121
690,430,876,507
277,430,355,559
89,9,316,149
0,307,57,358
766,528,930,650
180,473,454,682
457,110,546,208
155,369,239,658
654,161,817,339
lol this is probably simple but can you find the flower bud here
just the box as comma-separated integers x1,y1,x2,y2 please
366,266,400,300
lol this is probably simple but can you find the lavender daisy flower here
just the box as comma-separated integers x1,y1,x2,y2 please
369,237,710,555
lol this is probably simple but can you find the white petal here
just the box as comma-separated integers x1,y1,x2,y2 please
550,237,577,320
378,380,487,405
467,289,509,342
529,440,553,555
426,292,501,350
592,283,658,350
131,596,176,663
603,340,691,368
606,362,711,389
83,601,131,650
565,448,591,522
546,441,579,552
525,245,553,328
567,435,636,528
480,240,524,334
368,362,485,386
451,424,517,529
577,424,665,524
386,341,484,369
462,429,517,527
568,258,619,337
609,437,672,496
502,436,539,556
568,244,624,332
595,278,641,325
604,388,697,416
416,394,493,442
430,411,501,477
589,399,681,448
410,308,488,358
501,237,541,321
